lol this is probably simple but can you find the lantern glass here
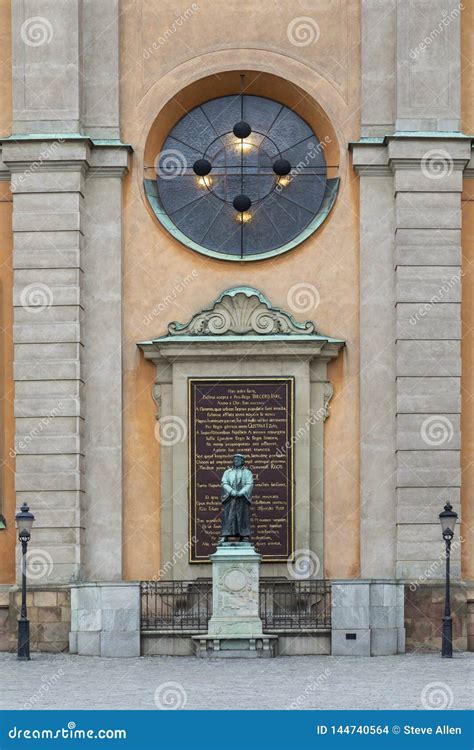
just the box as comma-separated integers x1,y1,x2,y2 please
439,503,457,536
15,504,35,535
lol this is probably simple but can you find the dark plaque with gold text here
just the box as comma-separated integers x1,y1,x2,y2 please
189,378,294,562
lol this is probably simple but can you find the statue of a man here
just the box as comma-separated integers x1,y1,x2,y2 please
219,453,253,542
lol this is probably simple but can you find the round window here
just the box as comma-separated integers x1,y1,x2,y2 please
148,94,337,261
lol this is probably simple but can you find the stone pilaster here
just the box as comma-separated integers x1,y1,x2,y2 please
7,0,127,589
82,0,120,139
4,139,88,584
395,0,462,133
82,146,128,581
352,145,397,579
390,137,470,580
12,0,121,137
360,0,396,137
12,0,82,134
3,139,129,586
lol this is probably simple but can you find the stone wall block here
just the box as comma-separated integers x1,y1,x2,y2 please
332,629,371,657
77,632,100,656
396,414,460,451
397,450,460,487
396,266,461,303
397,487,460,524
370,628,398,656
100,632,140,659
397,377,460,414
102,608,140,632
70,584,140,657
397,340,461,376
396,303,461,340
331,605,371,630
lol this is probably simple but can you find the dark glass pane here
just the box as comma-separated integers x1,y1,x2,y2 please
170,106,215,154
242,206,284,255
201,95,241,136
158,175,207,215
281,137,327,172
201,203,243,255
276,174,326,214
266,108,313,152
243,95,283,136
171,192,224,246
242,173,275,203
157,136,202,171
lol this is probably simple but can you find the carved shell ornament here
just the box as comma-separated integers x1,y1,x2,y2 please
168,287,315,337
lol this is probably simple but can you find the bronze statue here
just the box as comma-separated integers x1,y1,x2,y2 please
219,453,253,542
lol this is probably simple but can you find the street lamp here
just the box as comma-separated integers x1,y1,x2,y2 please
15,503,35,661
439,501,458,659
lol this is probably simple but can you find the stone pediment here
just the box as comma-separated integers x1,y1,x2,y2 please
167,287,315,337
137,287,345,360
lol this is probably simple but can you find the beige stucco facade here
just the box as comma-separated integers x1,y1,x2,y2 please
120,18,362,579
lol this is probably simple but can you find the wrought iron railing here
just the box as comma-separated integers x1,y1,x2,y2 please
259,578,331,630
141,578,330,632
141,579,212,631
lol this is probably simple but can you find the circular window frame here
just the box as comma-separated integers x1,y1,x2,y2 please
143,87,340,263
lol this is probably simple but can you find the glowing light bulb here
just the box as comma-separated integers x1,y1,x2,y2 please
195,176,212,188
234,140,253,154
235,211,252,224
277,175,291,188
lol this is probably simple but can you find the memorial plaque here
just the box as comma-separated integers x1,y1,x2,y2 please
189,378,294,562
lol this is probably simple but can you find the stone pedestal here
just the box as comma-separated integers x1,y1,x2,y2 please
331,580,405,657
193,543,277,657
69,582,140,657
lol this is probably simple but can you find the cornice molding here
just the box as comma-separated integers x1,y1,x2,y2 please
0,137,132,178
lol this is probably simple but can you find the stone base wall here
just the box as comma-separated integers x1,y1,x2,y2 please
1,586,71,653
405,583,469,652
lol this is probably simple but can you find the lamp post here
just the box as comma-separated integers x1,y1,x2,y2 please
439,501,458,658
15,503,35,661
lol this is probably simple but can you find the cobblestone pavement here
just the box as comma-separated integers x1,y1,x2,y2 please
0,652,472,711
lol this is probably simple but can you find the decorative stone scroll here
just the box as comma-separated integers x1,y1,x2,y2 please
167,287,315,337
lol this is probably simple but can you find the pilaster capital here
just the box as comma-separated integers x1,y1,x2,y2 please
351,134,473,176
0,136,132,178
